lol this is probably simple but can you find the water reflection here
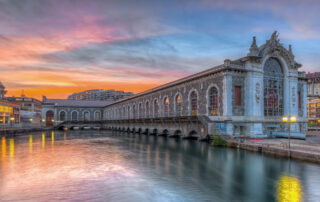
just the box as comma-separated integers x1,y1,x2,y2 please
42,132,45,149
1,136,6,158
9,139,14,157
29,135,32,153
0,131,319,202
277,174,302,202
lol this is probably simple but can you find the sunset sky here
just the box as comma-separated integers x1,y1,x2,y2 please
0,0,319,99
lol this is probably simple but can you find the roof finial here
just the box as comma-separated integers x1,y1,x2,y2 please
248,36,259,56
289,44,292,54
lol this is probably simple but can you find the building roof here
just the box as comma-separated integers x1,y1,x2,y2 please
43,99,112,107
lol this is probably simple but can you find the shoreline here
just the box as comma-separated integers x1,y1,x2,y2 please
226,138,320,164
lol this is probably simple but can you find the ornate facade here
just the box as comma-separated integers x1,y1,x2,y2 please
103,32,308,138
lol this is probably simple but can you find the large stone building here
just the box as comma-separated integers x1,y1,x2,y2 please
67,89,133,101
102,32,308,138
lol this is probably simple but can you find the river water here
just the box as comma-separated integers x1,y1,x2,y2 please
0,130,319,202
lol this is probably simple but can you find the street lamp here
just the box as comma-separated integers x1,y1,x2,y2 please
282,116,297,157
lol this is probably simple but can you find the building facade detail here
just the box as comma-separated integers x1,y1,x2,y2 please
103,32,308,138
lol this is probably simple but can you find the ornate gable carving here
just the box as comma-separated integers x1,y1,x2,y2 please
248,31,301,70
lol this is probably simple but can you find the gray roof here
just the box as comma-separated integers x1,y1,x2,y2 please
44,99,112,107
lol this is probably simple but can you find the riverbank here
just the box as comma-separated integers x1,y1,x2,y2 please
226,134,320,163
0,127,52,136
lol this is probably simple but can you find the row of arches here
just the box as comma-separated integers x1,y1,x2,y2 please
45,110,102,124
105,85,219,120
108,127,198,139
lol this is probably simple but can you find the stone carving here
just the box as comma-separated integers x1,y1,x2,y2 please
255,83,261,103
292,87,296,106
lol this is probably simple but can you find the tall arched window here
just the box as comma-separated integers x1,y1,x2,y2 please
139,103,142,118
95,111,101,121
264,57,284,116
128,106,130,119
175,94,182,116
59,111,66,121
123,107,125,119
154,99,159,117
84,111,90,121
71,111,78,121
190,91,198,116
209,87,218,115
145,101,149,118
164,97,169,117
133,105,136,119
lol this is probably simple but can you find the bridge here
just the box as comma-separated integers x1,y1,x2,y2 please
56,116,214,140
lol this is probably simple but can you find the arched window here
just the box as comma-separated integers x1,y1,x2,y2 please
145,101,149,118
84,111,90,121
190,91,198,116
139,103,142,118
123,107,125,119
164,97,169,117
133,105,136,119
59,111,66,121
71,111,78,121
175,94,182,116
209,87,218,115
46,110,54,127
95,111,101,121
154,99,159,117
128,106,130,119
264,58,284,116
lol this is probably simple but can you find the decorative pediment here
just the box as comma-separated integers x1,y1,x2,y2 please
247,31,301,69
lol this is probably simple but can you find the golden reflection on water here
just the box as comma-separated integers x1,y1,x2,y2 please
0,135,136,197
1,136,6,158
9,139,14,157
29,135,33,153
277,174,303,202
51,131,55,147
42,132,45,149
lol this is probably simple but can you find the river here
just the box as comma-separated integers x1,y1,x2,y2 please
0,130,319,202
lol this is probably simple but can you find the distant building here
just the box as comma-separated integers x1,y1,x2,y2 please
0,100,20,126
0,82,7,99
307,98,320,128
5,96,42,127
67,89,133,101
42,98,111,127
307,72,320,96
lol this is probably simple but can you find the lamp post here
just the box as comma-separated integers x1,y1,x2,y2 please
282,116,296,157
